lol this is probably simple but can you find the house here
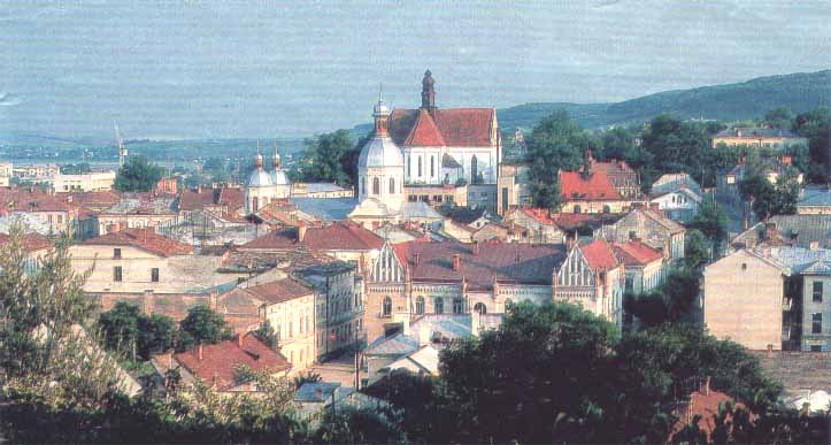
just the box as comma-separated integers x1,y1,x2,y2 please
52,170,116,192
69,228,232,294
96,193,177,235
612,239,666,295
712,127,808,149
650,173,703,223
559,170,633,214
703,249,791,351
496,159,532,215
587,151,641,199
365,239,565,340
291,182,354,199
0,232,53,274
797,186,831,215
730,216,831,251
439,206,497,230
601,205,686,263
716,156,802,206
503,208,564,244
553,239,624,329
404,183,468,207
151,333,291,393
0,188,78,234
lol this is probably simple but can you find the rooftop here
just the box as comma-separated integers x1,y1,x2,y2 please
559,171,623,201
389,108,496,148
612,239,663,266
245,277,315,305
579,239,619,270
82,228,193,257
241,221,383,252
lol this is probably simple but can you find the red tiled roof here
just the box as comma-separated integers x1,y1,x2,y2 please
0,233,53,253
672,386,744,442
590,158,636,175
389,108,496,147
170,334,291,391
82,228,193,257
612,240,663,266
520,208,557,225
392,241,565,290
578,239,619,270
559,171,622,201
241,221,383,252
58,190,121,209
180,189,217,211
246,277,315,305
404,109,446,146
218,188,245,211
548,212,624,231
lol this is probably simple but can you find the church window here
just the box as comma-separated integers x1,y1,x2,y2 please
473,302,487,314
389,177,395,194
418,157,423,177
453,297,464,314
382,297,392,317
415,296,425,315
372,177,380,195
361,176,366,196
434,297,444,314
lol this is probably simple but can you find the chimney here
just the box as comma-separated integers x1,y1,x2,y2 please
649,202,661,213
394,313,410,336
297,224,307,242
764,222,777,240
198,344,203,361
452,254,461,271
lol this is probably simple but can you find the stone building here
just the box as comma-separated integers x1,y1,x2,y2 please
601,206,686,263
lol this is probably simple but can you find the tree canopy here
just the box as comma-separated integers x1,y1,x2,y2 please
295,129,361,186
114,155,165,192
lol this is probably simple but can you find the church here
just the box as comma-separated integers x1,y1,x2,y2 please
389,70,501,186
244,150,292,214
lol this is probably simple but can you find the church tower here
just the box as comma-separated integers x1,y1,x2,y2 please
421,70,436,111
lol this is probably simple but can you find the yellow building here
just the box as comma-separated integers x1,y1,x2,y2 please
712,127,807,149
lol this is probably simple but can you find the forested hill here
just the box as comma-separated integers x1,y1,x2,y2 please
498,69,831,131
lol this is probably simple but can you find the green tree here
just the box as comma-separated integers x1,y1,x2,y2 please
297,129,360,186
793,107,831,183
137,314,176,359
253,320,278,349
641,115,711,186
98,301,142,357
526,110,594,209
114,155,165,192
739,172,799,220
764,107,794,130
684,229,711,269
179,305,231,345
688,199,728,255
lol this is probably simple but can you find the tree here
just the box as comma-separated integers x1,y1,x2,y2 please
739,173,799,220
688,200,728,256
99,303,176,360
114,155,164,192
640,115,711,186
253,320,278,349
764,107,794,130
684,229,711,269
526,110,594,209
793,107,831,183
179,305,231,346
297,129,360,186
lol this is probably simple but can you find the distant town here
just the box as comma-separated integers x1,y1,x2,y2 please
3,65,831,443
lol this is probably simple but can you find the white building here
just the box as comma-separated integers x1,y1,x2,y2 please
244,151,292,214
53,170,117,192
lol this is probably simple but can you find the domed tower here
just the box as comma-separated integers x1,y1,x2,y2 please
270,148,291,198
355,92,405,214
245,151,275,214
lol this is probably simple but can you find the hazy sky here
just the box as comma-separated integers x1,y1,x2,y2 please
2,0,830,140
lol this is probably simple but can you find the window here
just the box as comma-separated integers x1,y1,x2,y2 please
430,156,435,177
113,248,122,259
389,177,395,194
814,282,824,303
625,276,633,293
113,266,123,282
415,296,425,315
813,313,823,334
372,177,380,195
473,302,487,314
505,299,514,311
453,297,464,314
470,155,478,182
361,176,366,196
418,157,422,177
407,155,412,177
382,297,392,317
602,205,611,214
573,205,582,214
434,297,444,314
151,268,160,282
252,197,259,212
811,345,823,352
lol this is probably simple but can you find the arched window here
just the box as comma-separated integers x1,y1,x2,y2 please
473,302,487,314
573,205,582,214
453,297,464,314
389,177,395,194
470,155,478,182
361,176,366,196
382,296,392,317
252,197,259,212
434,297,444,314
372,177,380,195
415,296,425,315
505,299,514,311
602,205,611,214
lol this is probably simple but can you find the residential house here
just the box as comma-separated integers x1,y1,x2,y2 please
405,183,468,207
0,232,53,274
612,239,666,295
553,239,624,329
291,182,354,199
731,216,831,251
96,193,177,235
151,333,291,393
497,159,532,215
559,170,634,214
712,127,808,149
796,186,831,215
716,156,802,207
650,173,703,223
503,208,564,244
601,205,686,263
587,150,641,199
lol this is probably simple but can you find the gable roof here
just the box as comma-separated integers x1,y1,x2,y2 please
559,171,622,201
634,207,686,234
241,221,384,252
612,240,663,266
81,228,193,257
245,277,315,305
404,109,446,146
0,232,53,253
389,108,496,147
180,189,218,211
578,239,619,270
169,334,291,391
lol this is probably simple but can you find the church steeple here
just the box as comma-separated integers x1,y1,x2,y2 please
373,87,390,136
421,69,435,111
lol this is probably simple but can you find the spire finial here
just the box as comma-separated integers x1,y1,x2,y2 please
378,83,383,102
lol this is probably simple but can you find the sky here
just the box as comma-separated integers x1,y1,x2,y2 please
1,0,830,141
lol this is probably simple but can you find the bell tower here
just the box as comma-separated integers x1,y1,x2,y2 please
421,69,435,111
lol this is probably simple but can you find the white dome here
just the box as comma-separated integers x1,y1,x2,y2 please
247,168,273,188
358,135,404,169
271,169,290,186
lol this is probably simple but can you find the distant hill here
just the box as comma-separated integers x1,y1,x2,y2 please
498,69,831,131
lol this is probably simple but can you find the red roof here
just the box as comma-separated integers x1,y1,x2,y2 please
0,233,53,253
82,228,193,257
246,277,315,305
218,188,245,211
180,189,217,211
548,213,624,231
559,171,622,201
58,190,121,209
612,240,663,266
520,208,557,225
241,221,383,252
392,241,565,290
389,108,496,147
404,109,447,146
170,334,291,391
578,239,619,270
